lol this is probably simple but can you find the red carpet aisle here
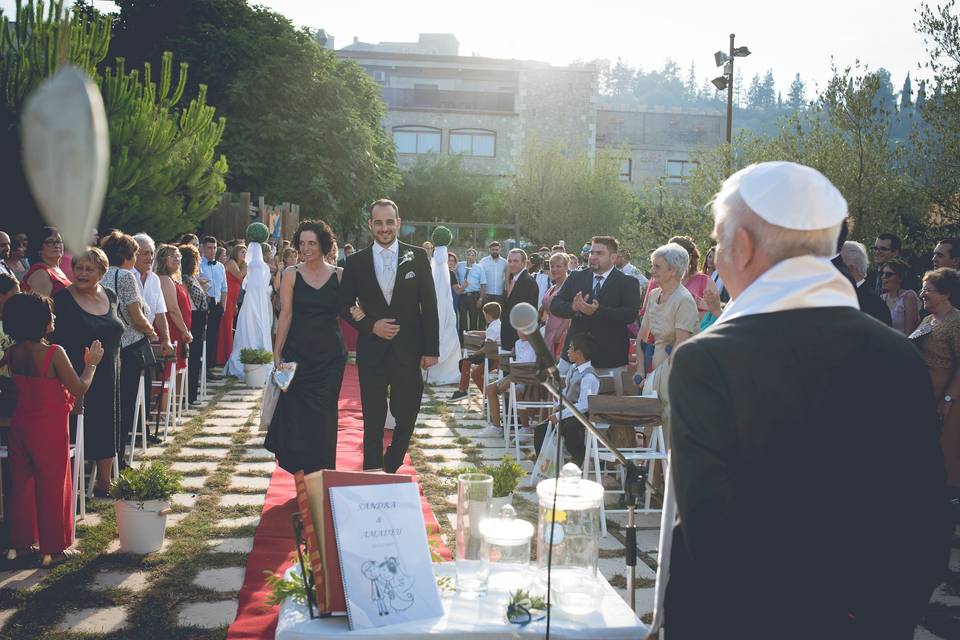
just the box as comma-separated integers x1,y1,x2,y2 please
227,363,450,639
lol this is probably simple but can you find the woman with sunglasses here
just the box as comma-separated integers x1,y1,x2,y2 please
22,227,71,297
880,258,919,336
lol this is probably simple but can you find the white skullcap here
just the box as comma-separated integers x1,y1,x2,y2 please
735,161,847,230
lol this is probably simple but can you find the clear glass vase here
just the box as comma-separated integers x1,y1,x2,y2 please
455,473,493,597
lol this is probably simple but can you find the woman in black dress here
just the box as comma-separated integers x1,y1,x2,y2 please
266,220,347,473
51,248,123,496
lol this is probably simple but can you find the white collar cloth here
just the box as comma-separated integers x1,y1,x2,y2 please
711,255,858,327
650,254,858,636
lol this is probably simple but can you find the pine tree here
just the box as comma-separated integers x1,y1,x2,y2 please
761,69,776,108
787,72,806,109
747,73,763,109
916,79,927,112
900,73,913,110
685,60,698,101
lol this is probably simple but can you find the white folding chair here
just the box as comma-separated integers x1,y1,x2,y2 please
174,351,189,427
505,361,555,461
149,341,177,441
70,414,86,541
583,424,667,536
199,340,208,401
128,372,148,466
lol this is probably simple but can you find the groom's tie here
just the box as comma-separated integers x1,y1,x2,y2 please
379,249,395,304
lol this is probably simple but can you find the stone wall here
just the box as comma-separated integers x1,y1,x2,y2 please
517,64,598,161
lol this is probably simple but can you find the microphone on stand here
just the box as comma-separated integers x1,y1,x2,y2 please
509,302,559,383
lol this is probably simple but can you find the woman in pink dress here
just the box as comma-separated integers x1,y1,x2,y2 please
540,252,572,358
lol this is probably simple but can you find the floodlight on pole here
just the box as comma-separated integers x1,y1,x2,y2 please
711,76,728,91
710,33,751,149
714,51,729,67
733,46,751,57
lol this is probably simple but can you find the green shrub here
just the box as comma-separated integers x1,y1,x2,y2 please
240,348,273,365
488,455,526,497
109,462,182,504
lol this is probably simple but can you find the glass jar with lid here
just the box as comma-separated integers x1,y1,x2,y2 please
536,462,604,614
480,503,534,591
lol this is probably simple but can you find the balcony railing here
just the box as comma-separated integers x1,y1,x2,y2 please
381,87,515,113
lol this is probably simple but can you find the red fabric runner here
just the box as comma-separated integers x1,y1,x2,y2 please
227,363,450,639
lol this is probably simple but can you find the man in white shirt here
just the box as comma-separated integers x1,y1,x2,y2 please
617,249,648,290
533,333,599,463
131,233,172,355
478,240,507,308
199,235,228,377
484,329,539,430
456,248,487,335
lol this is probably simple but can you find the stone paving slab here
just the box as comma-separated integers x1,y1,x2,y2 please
56,606,129,634
425,448,468,461
431,459,472,472
171,493,199,508
241,447,274,460
204,417,248,427
177,447,231,458
234,461,276,474
246,436,266,446
599,556,656,581
177,600,239,629
220,493,266,507
0,608,15,630
211,409,251,418
215,515,261,529
180,475,208,490
166,512,189,527
90,570,152,593
191,435,235,446
170,461,217,473
228,475,270,491
192,566,245,592
79,513,102,528
414,427,460,437
200,425,245,435
207,537,254,553
0,568,49,590
417,436,461,448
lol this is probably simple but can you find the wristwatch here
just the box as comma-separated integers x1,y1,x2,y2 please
945,395,954,404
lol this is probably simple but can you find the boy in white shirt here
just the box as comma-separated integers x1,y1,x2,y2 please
450,302,501,402
485,329,539,431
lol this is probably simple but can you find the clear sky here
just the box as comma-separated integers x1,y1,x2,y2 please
1,0,933,100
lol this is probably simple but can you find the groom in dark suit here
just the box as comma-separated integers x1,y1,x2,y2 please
339,199,439,472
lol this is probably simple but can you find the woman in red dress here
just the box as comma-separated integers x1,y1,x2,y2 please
22,227,71,297
217,244,246,365
4,292,103,566
156,245,193,367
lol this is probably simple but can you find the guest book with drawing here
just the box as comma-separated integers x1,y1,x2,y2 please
329,482,444,630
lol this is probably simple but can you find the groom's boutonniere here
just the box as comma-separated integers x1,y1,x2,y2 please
399,250,415,267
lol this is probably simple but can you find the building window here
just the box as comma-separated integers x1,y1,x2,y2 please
393,126,441,155
449,129,496,157
666,159,698,184
619,158,632,182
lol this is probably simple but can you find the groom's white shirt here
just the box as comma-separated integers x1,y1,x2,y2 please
373,238,399,304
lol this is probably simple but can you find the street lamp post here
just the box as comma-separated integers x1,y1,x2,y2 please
711,34,752,145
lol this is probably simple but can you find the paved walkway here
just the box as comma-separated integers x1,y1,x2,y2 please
0,375,956,638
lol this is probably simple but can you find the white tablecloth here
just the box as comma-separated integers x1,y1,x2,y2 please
276,563,647,639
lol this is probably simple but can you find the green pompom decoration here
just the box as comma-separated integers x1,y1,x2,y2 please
246,222,270,243
431,225,452,247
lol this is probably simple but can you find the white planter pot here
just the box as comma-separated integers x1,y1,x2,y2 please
115,499,170,554
490,494,513,514
243,363,272,388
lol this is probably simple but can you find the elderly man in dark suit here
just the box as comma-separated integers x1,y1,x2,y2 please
650,162,951,640
338,199,439,473
550,235,641,394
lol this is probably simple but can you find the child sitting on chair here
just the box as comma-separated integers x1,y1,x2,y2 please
449,302,501,402
485,329,538,432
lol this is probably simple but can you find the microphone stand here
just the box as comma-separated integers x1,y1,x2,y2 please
534,361,646,613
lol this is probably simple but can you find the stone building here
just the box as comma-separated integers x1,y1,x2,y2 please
335,34,722,190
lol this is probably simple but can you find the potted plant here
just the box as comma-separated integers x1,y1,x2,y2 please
110,462,182,553
485,455,527,511
240,348,274,387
